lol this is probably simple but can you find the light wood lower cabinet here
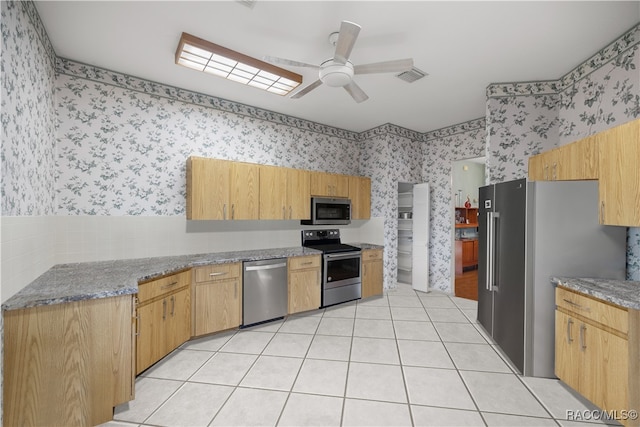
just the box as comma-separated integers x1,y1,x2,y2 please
136,270,191,374
193,263,242,336
288,255,321,314
362,248,384,298
555,287,639,427
3,295,135,426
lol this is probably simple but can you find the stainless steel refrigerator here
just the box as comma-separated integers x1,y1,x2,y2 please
477,178,626,378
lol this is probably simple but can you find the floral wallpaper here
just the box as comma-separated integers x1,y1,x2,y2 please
486,23,640,281
55,75,361,216
423,120,487,292
1,0,57,215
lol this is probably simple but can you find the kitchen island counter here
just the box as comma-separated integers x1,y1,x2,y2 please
552,276,640,310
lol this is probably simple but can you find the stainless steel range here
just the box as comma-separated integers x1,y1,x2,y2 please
301,229,361,307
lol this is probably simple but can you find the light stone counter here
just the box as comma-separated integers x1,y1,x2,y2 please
552,276,640,310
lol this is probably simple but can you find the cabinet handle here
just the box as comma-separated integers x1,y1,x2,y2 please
282,206,286,220
289,206,292,220
171,295,175,316
301,261,313,266
544,165,549,180
552,162,557,180
223,204,227,220
600,201,605,223
162,299,167,320
579,324,587,351
232,204,235,219
209,271,228,277
234,283,237,299
567,318,573,343
161,281,178,290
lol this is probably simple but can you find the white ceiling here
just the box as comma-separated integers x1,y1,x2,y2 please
35,1,639,133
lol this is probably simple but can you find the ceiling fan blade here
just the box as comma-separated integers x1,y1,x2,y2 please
354,58,414,75
344,80,369,103
333,21,361,64
263,56,319,69
291,79,323,99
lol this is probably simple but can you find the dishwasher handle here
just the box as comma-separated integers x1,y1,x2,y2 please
244,262,287,272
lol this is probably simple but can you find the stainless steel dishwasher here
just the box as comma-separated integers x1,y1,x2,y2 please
242,258,288,326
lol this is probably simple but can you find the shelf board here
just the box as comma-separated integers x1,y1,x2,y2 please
455,223,478,229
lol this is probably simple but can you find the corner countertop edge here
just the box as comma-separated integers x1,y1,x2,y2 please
552,276,640,311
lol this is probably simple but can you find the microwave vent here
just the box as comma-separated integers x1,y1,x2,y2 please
396,67,427,83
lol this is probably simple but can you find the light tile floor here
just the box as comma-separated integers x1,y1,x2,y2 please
105,284,618,427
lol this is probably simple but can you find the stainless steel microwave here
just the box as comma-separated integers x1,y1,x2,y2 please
301,197,351,225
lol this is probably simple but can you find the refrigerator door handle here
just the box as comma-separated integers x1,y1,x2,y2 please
485,212,492,291
492,212,500,292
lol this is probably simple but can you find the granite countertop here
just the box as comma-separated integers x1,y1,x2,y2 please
552,277,640,310
2,246,322,312
348,242,384,250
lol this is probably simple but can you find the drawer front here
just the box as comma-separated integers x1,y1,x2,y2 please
556,286,628,334
289,255,321,271
362,249,383,262
194,263,241,283
138,270,190,303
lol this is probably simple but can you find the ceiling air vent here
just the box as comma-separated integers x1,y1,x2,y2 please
396,67,427,83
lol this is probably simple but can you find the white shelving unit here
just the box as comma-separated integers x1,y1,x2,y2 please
397,183,430,290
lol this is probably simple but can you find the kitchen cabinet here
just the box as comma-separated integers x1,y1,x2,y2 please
186,157,259,220
259,165,310,220
310,171,349,198
3,295,135,426
528,136,598,181
597,119,640,226
136,270,191,374
288,255,321,314
362,248,384,298
454,239,478,275
349,175,371,220
193,263,242,336
455,207,478,228
528,118,639,226
555,286,640,426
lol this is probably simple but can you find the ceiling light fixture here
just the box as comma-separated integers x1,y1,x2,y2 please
175,32,302,96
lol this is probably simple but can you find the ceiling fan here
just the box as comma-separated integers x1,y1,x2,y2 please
265,21,414,103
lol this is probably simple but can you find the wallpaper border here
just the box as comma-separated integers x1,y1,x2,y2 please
486,23,640,99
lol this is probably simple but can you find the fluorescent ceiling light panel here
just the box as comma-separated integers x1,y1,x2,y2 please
175,32,302,95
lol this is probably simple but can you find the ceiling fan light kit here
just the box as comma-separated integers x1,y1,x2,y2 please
265,20,416,103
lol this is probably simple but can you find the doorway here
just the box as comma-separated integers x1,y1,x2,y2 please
451,157,485,300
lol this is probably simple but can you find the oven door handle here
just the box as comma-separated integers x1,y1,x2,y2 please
324,252,362,260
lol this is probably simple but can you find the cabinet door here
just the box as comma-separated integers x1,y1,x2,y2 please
230,162,259,219
136,298,168,374
555,310,581,391
165,288,191,352
310,172,349,197
259,165,287,219
597,120,640,226
194,278,241,335
288,269,321,314
528,150,555,181
187,157,230,220
579,321,628,414
362,259,384,298
349,176,371,220
287,168,310,219
556,135,599,180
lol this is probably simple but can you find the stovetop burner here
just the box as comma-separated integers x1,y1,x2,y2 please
301,229,361,254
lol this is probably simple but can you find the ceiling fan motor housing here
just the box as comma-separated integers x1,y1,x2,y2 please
319,60,354,87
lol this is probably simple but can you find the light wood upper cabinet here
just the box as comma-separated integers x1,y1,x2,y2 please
528,136,598,181
288,255,321,314
349,176,371,220
361,248,383,298
260,166,310,220
187,157,259,220
4,295,135,426
597,119,640,226
310,171,349,198
193,263,242,336
555,286,639,427
528,118,639,227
